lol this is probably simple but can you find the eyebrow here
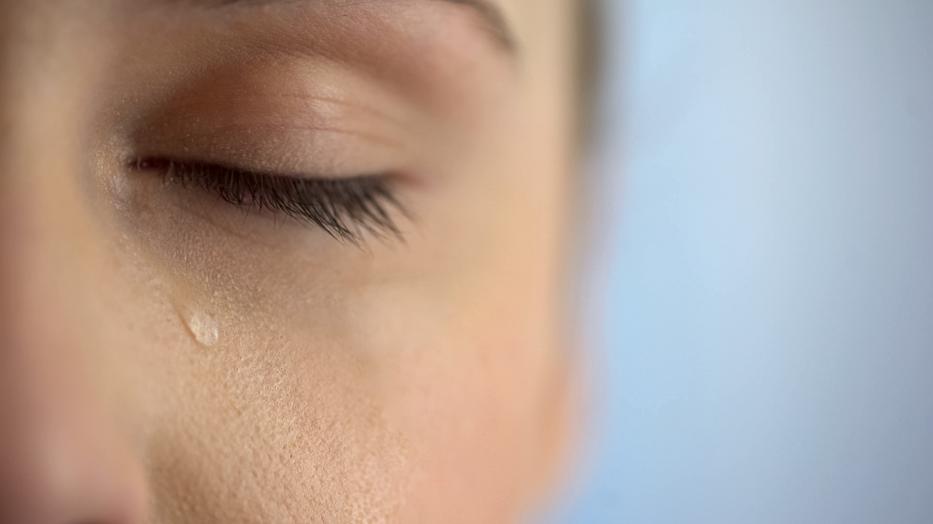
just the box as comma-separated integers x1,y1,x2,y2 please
205,0,517,53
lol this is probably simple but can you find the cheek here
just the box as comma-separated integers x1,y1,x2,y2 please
130,300,416,522
339,236,565,520
104,195,567,522
98,214,412,520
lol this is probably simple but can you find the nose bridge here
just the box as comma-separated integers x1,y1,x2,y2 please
0,4,99,382
0,8,148,523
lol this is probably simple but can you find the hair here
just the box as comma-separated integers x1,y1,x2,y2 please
576,0,602,144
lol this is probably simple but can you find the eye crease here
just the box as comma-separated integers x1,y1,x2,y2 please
129,157,407,244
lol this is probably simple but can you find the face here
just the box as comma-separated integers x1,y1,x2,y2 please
0,0,579,522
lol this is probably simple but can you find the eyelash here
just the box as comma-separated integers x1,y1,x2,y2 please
130,158,406,244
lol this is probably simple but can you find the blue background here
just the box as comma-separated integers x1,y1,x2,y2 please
546,1,933,522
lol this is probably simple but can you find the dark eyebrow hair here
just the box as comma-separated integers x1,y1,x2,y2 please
203,0,517,53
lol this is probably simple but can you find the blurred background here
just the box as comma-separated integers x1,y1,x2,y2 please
545,1,933,522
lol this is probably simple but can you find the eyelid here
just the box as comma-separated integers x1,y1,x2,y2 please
127,58,419,181
133,123,408,183
130,157,409,244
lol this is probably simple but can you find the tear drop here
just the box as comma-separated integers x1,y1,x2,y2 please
183,309,220,347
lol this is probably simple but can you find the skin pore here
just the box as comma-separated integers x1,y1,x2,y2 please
0,0,579,522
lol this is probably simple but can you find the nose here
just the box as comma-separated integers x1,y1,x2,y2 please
0,361,149,524
0,142,150,522
0,132,150,523
0,9,149,524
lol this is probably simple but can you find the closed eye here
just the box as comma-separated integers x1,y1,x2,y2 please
129,157,407,245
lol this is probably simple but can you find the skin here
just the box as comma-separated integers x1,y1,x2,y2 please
0,0,580,522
